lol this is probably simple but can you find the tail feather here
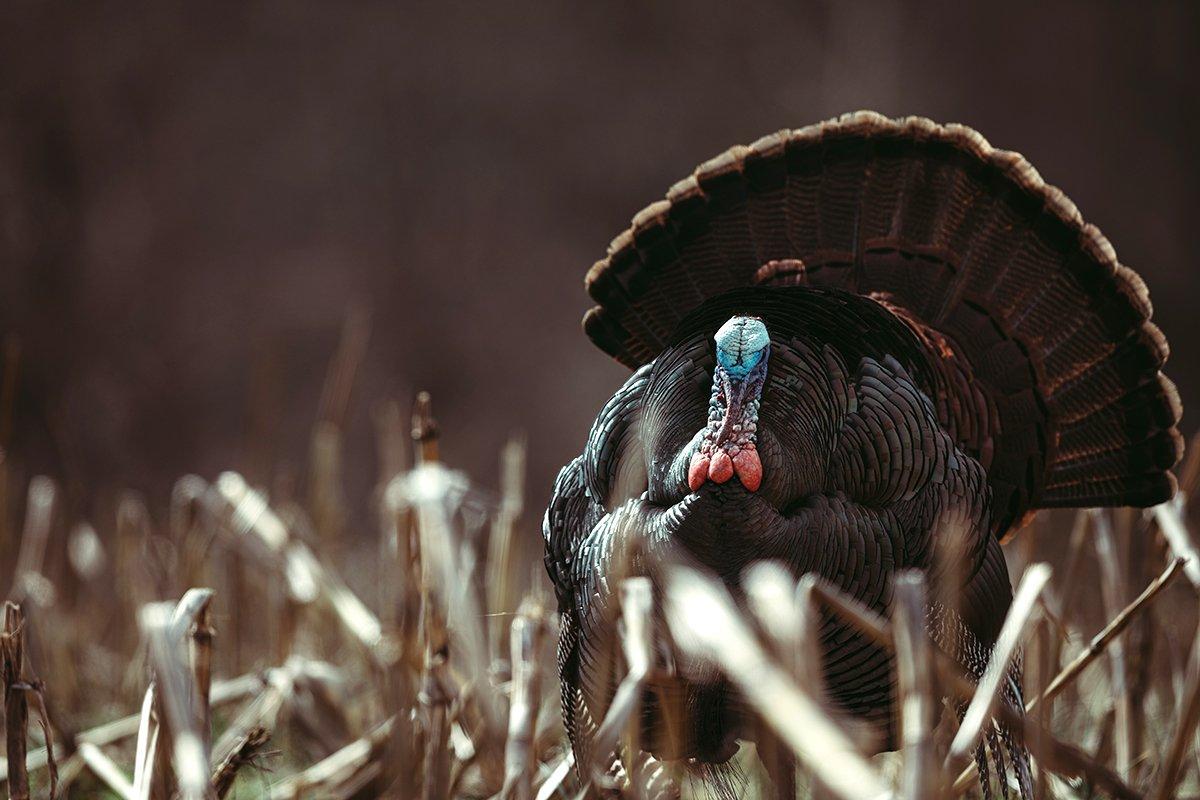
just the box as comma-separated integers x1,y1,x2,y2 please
581,111,1181,527
1055,377,1180,459
975,738,995,799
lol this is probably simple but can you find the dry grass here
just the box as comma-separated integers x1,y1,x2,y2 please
0,384,1199,798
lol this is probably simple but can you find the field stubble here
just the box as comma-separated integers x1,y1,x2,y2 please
0,369,1199,799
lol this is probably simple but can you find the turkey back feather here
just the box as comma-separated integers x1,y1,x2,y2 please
582,111,1181,534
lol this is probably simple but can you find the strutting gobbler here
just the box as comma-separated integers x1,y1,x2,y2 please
542,111,1182,798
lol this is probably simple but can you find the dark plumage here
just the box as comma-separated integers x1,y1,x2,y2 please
543,112,1182,797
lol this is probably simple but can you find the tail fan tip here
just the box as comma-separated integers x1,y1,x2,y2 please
580,110,1181,520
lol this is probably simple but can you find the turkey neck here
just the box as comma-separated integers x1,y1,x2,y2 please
711,366,761,449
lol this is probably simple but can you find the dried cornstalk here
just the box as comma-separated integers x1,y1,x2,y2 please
403,398,458,800
0,672,262,784
23,686,56,799
1151,618,1200,800
211,660,318,773
663,564,892,800
174,589,216,769
139,592,216,800
947,553,1173,800
208,472,384,657
892,571,935,800
115,493,155,637
0,603,55,799
1056,509,1092,619
1014,716,1143,800
501,600,549,800
420,566,453,800
314,556,384,654
411,391,439,464
487,435,527,658
131,684,163,800
942,654,1145,800
318,307,371,430
744,564,822,798
373,399,409,492
0,450,9,597
171,476,213,593
744,563,809,676
419,672,452,799
3,602,29,800
11,478,55,606
1153,497,1200,589
310,308,371,546
799,574,1096,800
379,461,421,800
945,563,1051,776
206,472,294,571
774,567,1121,800
389,459,503,777
1030,618,1051,800
1176,429,1200,499
211,726,270,799
1092,509,1133,779
78,741,135,799
1029,557,1184,713
532,754,573,800
309,421,347,548
587,578,653,791
268,717,394,798
790,575,822,697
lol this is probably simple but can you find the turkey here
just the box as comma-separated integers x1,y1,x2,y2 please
542,111,1182,797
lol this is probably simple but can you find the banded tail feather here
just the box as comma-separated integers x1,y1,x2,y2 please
581,111,1181,534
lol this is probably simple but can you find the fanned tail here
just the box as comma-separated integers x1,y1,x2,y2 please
581,111,1181,532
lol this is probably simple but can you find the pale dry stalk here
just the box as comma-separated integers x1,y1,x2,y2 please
743,563,822,797
77,741,134,799
487,435,527,661
2,602,29,800
944,563,1051,777
412,393,452,800
500,600,549,800
138,591,217,800
892,571,936,800
0,672,262,786
663,564,892,800
210,726,270,799
1150,617,1200,800
1028,557,1184,714
268,717,394,799
587,577,653,793
1091,508,1133,779
1153,498,1200,589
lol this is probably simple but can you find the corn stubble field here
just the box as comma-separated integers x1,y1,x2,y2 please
1,357,1200,800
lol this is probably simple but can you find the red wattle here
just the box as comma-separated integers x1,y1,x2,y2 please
708,450,734,484
733,448,762,492
687,452,710,491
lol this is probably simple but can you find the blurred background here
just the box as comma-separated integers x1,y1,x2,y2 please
1,0,1198,527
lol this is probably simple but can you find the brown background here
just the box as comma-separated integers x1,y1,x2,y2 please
1,1,1197,526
